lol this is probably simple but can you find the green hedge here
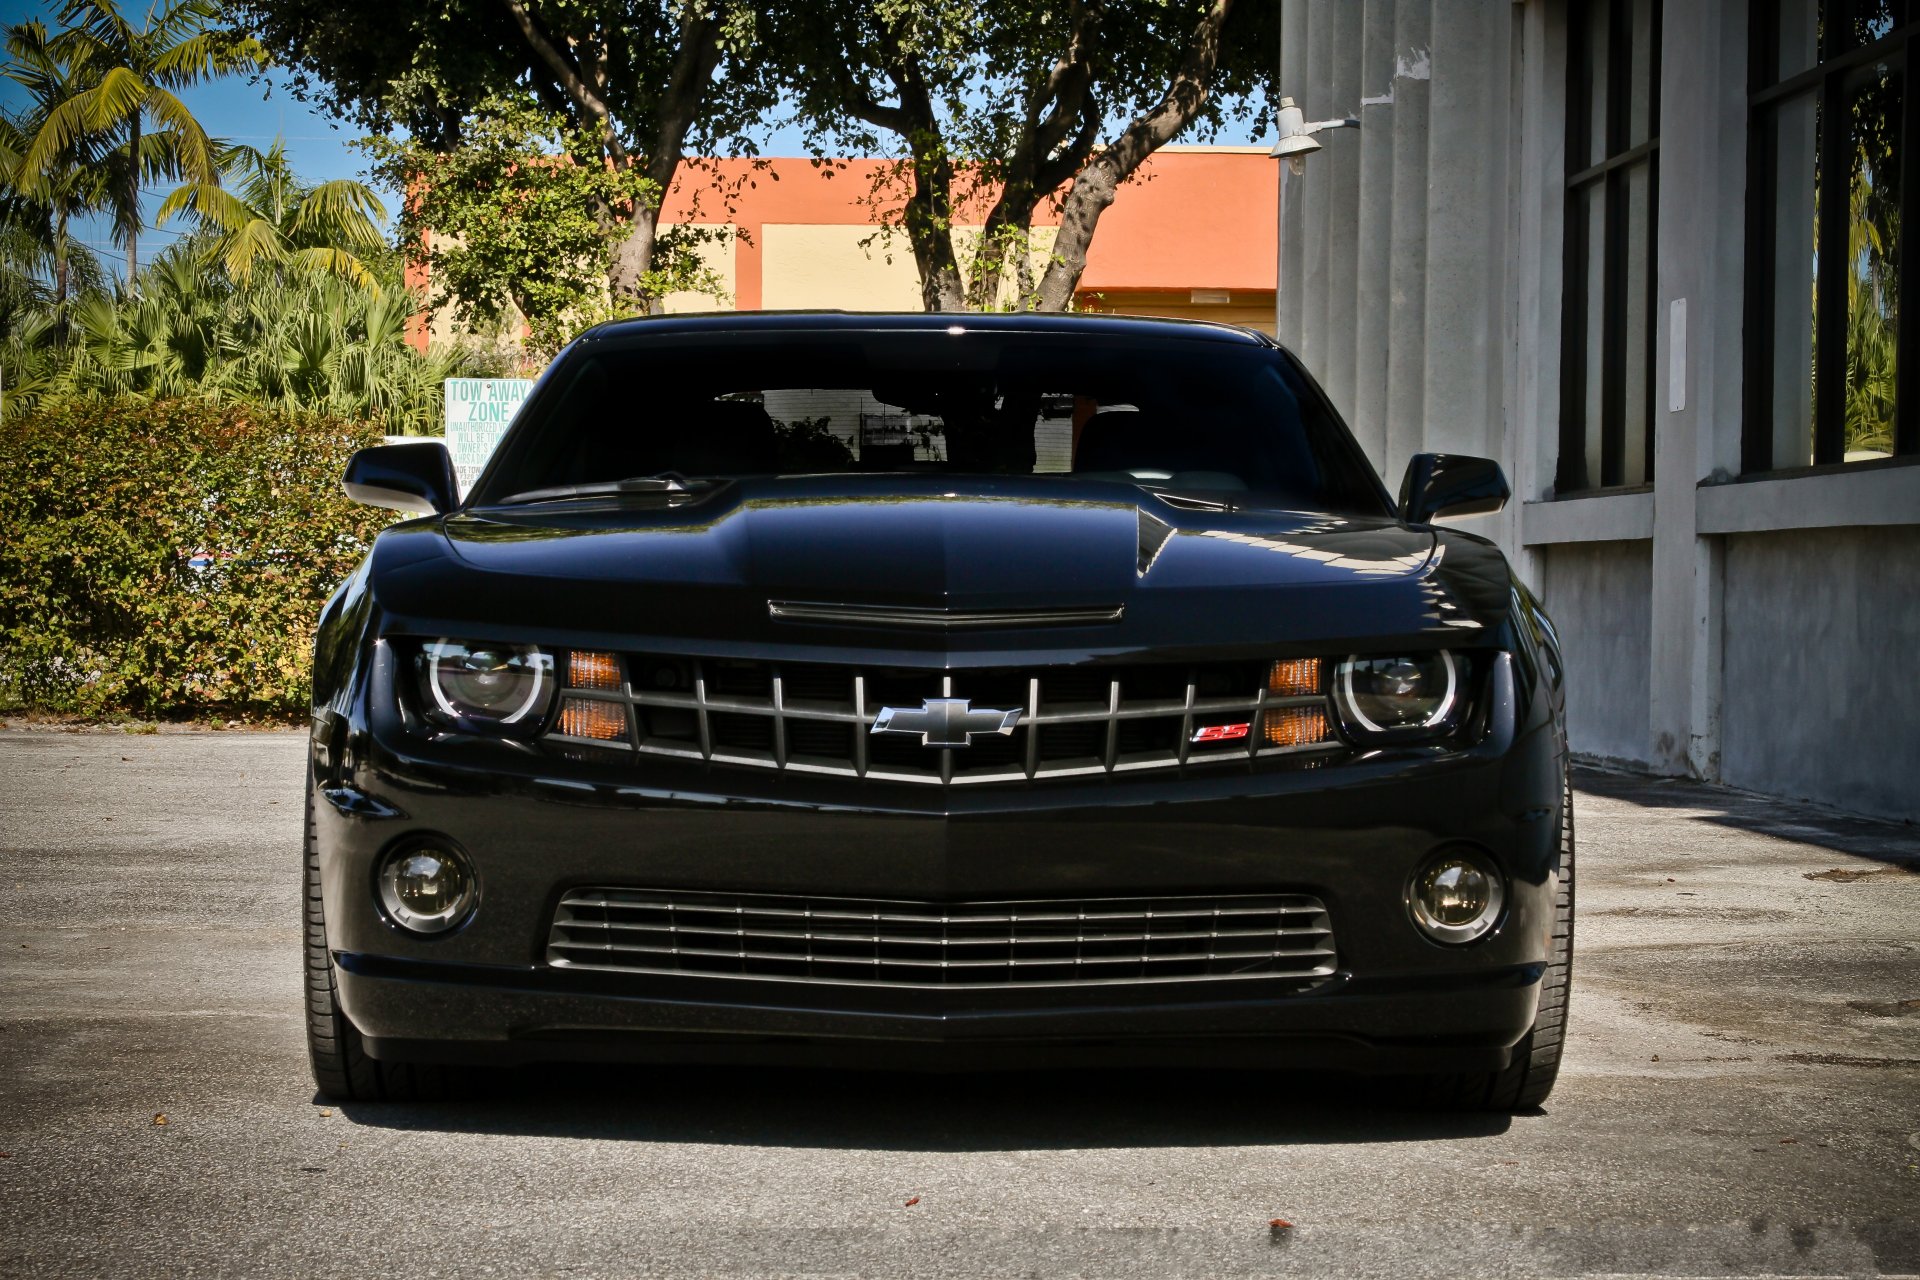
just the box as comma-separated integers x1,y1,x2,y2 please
0,398,391,718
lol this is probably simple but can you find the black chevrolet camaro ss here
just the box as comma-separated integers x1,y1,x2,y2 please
306,312,1573,1110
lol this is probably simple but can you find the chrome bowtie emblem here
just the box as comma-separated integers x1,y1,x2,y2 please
870,698,1021,748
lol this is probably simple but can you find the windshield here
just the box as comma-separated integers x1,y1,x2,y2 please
471,329,1390,514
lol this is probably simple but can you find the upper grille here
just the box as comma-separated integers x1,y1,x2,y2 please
547,888,1338,989
547,655,1338,784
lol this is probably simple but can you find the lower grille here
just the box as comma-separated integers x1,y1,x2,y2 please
547,889,1338,989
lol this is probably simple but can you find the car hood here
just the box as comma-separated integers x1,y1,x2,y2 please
369,476,1511,657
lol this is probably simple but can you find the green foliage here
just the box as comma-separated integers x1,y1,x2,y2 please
763,0,1273,311
1,241,499,431
0,397,388,717
363,96,682,357
243,0,776,315
9,0,263,281
158,138,389,288
2,19,112,317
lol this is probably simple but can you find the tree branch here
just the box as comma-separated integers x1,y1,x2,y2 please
1032,0,1236,310
499,0,628,166
645,9,723,191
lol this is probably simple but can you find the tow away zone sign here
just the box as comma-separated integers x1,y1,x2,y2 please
444,378,534,495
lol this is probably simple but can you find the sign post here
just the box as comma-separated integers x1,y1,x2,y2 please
443,378,535,496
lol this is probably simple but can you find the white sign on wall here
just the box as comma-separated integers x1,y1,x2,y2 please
444,378,534,495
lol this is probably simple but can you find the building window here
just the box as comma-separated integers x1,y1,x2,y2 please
1559,0,1662,494
1747,1,1919,471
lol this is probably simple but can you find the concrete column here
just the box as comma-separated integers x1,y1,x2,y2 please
1322,3,1365,420
1300,7,1333,377
1422,2,1510,463
1505,0,1569,584
1350,0,1398,464
1384,0,1431,481
1646,0,1748,779
1277,0,1310,349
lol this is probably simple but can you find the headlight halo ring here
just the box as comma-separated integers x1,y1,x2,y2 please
424,637,553,727
1335,649,1462,738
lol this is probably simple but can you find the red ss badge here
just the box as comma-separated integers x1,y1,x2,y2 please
1190,722,1250,743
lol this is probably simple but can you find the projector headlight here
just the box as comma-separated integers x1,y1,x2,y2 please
1332,650,1464,742
417,639,554,733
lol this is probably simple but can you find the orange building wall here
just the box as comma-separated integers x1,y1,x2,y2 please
661,147,1276,320
406,147,1278,348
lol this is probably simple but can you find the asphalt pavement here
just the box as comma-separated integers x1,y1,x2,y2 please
1,729,1916,1278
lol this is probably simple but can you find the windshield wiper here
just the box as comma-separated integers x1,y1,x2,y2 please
493,472,719,506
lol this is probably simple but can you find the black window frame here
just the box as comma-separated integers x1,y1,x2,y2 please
1558,0,1663,495
1744,0,1920,473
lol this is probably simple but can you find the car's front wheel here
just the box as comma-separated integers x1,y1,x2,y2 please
1416,771,1576,1112
303,782,445,1102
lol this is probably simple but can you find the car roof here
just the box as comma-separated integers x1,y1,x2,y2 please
576,310,1278,347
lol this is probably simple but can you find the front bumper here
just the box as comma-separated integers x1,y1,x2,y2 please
316,654,1567,1074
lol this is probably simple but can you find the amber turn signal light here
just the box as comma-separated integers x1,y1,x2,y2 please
558,697,628,741
1262,705,1330,748
1267,658,1321,697
567,649,622,691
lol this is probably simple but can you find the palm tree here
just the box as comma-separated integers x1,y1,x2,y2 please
1,20,111,317
158,139,389,289
17,0,260,286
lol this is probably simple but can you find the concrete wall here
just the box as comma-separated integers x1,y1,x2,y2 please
1538,542,1653,767
1277,0,1920,822
1721,527,1920,823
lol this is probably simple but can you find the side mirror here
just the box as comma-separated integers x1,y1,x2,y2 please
1398,453,1509,524
343,443,458,515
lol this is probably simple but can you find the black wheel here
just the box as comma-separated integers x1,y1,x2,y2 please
304,782,445,1102
1417,771,1576,1112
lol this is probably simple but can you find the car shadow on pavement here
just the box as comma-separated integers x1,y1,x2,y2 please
332,1064,1515,1150
1573,765,1920,869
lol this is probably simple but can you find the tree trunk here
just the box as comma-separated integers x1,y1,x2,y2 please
504,1,720,314
1032,0,1235,312
124,115,141,289
902,154,967,312
964,1,1103,310
886,56,966,312
54,208,69,309
965,203,1039,310
607,199,659,306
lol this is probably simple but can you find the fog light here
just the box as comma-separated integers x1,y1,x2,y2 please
1408,848,1504,944
376,842,477,935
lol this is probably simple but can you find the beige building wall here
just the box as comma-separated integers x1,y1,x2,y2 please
759,225,924,311
757,225,1064,312
658,225,738,314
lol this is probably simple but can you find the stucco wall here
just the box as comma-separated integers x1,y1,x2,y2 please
1721,526,1920,823
1539,541,1653,766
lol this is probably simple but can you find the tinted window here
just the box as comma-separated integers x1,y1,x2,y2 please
475,331,1388,514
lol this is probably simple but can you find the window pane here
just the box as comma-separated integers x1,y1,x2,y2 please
1774,0,1821,82
1620,162,1654,484
1767,93,1821,468
1846,0,1909,50
1628,0,1657,147
1581,182,1607,488
1581,0,1612,169
1844,61,1902,460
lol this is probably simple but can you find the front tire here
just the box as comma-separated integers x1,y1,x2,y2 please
304,782,444,1102
1418,771,1576,1111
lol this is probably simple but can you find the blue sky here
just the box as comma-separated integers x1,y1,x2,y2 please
1,0,1274,282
